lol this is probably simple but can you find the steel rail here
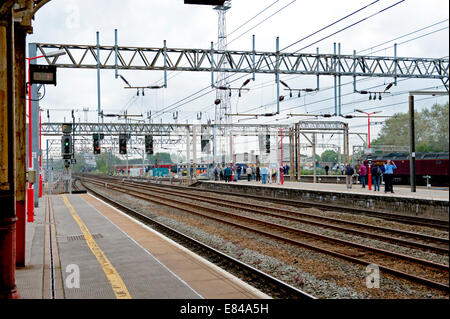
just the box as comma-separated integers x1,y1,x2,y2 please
82,178,449,292
108,178,449,254
84,174,449,230
166,181,450,230
79,180,315,299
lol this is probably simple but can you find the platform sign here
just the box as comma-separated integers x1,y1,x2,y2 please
30,64,57,85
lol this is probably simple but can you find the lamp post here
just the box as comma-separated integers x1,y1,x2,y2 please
26,49,65,221
355,109,381,191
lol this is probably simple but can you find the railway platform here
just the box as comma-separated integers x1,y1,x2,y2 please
194,180,449,221
14,193,270,299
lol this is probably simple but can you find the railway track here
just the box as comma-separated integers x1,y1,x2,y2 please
79,179,315,299
157,179,450,230
81,176,449,293
83,174,449,230
98,177,449,255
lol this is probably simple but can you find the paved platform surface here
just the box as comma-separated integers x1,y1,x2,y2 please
15,193,268,299
206,180,449,202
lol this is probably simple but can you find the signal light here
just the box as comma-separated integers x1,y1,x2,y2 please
145,135,153,155
61,134,72,159
119,134,127,154
93,134,101,154
265,134,270,154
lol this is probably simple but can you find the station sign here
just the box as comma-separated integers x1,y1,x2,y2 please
30,64,57,85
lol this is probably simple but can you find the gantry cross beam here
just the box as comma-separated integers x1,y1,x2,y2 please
33,43,449,86
42,122,291,136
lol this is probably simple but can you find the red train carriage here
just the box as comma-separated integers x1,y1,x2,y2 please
360,152,449,186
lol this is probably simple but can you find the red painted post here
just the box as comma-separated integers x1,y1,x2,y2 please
39,110,42,197
26,57,34,218
25,54,44,219
280,129,284,185
367,114,372,191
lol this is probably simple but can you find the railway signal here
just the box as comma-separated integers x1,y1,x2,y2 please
265,134,270,154
61,134,72,159
145,135,153,155
93,134,101,154
119,134,127,154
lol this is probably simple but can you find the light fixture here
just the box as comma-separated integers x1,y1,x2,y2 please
378,93,382,100
369,93,372,100
279,95,285,102
214,99,221,105
142,89,145,96
45,49,66,58
137,89,139,96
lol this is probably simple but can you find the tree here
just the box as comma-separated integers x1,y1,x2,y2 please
371,102,449,152
95,153,110,174
321,149,338,162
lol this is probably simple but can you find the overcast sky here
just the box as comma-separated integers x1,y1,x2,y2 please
28,0,449,158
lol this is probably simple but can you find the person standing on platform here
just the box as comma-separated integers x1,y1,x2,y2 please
324,165,329,175
261,165,267,184
214,166,219,181
383,160,397,193
246,166,252,182
219,165,223,181
256,165,261,182
359,163,367,188
224,165,231,182
371,163,382,191
340,164,345,175
345,163,354,189
236,165,241,181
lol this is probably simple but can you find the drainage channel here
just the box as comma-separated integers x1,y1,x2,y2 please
44,196,63,299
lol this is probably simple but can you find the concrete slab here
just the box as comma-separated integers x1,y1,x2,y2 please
52,194,202,299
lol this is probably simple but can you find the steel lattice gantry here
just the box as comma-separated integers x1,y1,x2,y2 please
41,122,291,136
32,42,449,87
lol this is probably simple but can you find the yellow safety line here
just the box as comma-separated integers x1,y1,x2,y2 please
61,194,132,299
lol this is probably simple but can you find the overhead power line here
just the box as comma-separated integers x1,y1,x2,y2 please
282,0,380,51
170,1,406,122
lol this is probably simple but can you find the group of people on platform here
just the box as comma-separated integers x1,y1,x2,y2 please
213,164,290,185
212,160,398,193
345,160,397,193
